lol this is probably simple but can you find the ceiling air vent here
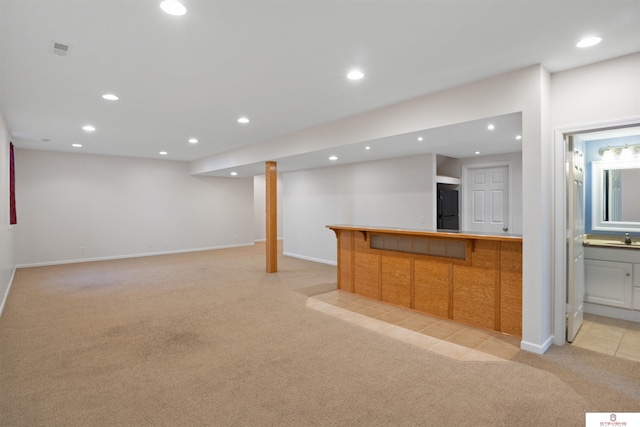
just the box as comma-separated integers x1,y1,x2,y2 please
52,42,71,56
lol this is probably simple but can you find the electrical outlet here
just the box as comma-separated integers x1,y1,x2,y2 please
80,246,85,253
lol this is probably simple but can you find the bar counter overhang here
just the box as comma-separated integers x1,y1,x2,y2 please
327,225,523,338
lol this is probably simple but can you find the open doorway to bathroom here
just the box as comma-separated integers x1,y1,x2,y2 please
556,120,640,362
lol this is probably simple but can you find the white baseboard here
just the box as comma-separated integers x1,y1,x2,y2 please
520,335,553,354
282,252,337,266
254,238,284,243
16,243,256,269
584,302,640,322
0,266,17,318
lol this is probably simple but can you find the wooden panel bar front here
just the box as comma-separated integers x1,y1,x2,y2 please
328,225,523,338
337,230,354,292
381,253,412,307
452,240,499,331
413,259,451,318
353,233,380,300
499,241,523,336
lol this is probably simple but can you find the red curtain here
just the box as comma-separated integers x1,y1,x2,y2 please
10,142,16,225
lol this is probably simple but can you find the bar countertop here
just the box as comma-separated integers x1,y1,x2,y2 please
326,224,522,242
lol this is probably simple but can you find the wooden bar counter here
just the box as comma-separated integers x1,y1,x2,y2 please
327,225,523,338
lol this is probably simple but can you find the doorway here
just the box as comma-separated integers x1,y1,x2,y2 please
566,135,585,342
553,117,640,349
461,162,512,234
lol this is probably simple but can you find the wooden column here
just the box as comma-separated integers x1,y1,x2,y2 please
266,161,278,273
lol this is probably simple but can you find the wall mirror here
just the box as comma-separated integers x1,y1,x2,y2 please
592,159,640,232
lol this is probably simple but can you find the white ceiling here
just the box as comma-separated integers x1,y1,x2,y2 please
1,0,639,176
200,112,524,176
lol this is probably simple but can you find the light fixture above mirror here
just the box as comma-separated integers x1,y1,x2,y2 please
598,143,639,160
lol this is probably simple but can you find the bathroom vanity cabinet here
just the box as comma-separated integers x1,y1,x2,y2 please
584,246,640,315
584,258,632,308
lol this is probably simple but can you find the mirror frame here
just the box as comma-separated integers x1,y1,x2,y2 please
591,159,640,232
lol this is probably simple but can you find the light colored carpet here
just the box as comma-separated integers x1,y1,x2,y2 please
1,243,638,426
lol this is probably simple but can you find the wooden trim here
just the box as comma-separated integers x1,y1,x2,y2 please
265,161,277,273
448,264,453,319
377,254,382,300
327,225,522,243
350,233,355,293
335,229,342,290
494,243,501,331
410,258,415,309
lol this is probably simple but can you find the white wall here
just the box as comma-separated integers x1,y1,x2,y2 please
15,150,254,266
552,53,640,128
283,153,436,264
253,173,283,241
0,112,16,315
550,52,640,345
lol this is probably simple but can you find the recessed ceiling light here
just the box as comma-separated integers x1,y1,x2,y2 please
347,70,364,80
82,125,96,132
230,172,238,176
365,146,371,150
188,138,198,144
102,93,119,101
329,155,338,161
72,144,82,148
487,124,495,130
160,0,186,16
576,36,602,48
418,137,423,141
516,135,522,140
475,151,480,155
237,117,250,124
159,151,168,156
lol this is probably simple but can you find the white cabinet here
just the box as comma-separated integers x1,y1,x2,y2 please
634,264,640,310
584,259,632,308
583,246,639,311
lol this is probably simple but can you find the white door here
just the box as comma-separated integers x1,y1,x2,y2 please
463,165,510,233
566,135,585,342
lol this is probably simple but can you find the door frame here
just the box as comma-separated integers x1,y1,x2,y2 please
552,117,640,346
461,161,513,233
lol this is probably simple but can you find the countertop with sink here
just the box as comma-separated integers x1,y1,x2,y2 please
583,234,640,249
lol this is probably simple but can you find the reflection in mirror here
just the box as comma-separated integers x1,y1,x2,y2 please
620,169,640,221
603,168,640,222
592,160,640,232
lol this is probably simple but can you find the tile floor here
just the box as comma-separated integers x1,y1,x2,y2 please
306,290,521,362
571,313,640,362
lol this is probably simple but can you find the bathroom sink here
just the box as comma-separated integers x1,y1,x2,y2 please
601,242,640,248
584,240,640,249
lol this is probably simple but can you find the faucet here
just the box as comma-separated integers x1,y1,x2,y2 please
624,233,632,245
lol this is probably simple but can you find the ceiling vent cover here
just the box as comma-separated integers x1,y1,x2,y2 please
52,42,71,56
